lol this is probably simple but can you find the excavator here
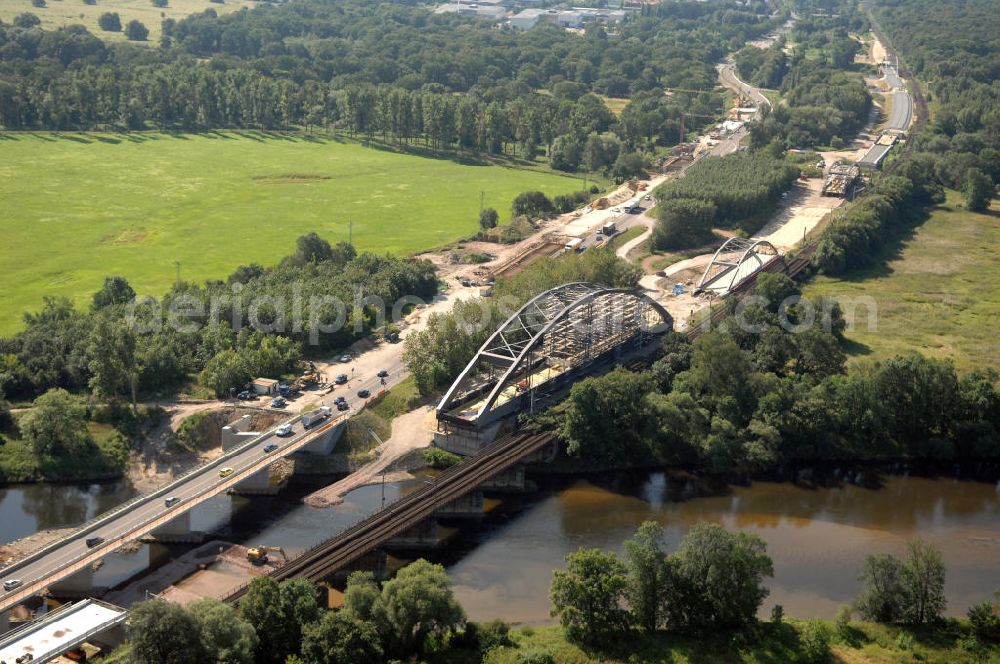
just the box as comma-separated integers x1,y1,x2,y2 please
246,546,288,565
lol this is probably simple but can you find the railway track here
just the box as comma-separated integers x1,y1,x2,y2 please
225,240,820,598
226,431,555,601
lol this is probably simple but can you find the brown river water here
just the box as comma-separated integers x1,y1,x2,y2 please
2,467,997,623
444,469,1000,623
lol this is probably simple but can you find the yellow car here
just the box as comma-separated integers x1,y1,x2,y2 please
219,467,235,478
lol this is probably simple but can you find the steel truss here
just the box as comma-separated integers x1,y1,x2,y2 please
437,283,671,428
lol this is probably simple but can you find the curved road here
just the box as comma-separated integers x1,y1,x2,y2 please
718,63,773,111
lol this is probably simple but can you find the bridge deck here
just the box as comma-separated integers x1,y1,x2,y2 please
226,431,557,601
0,599,125,663
700,250,780,296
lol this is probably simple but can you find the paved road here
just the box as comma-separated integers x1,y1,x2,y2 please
718,63,772,110
886,90,912,131
0,359,407,614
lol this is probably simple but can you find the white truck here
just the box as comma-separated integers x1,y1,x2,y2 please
564,237,584,253
301,405,332,428
623,199,643,214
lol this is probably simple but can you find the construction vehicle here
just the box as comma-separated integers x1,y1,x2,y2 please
247,546,288,565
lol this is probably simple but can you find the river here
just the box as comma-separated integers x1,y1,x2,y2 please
2,467,998,622
444,468,1000,623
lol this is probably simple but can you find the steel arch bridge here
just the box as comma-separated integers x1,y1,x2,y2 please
695,237,783,296
436,283,672,430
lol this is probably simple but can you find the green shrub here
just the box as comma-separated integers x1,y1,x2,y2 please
422,447,461,469
799,619,831,663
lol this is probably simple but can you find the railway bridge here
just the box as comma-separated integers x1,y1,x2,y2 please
435,282,672,453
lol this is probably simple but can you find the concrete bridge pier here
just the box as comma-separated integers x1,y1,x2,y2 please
151,510,201,543
231,467,286,496
479,466,526,492
48,566,96,598
435,420,505,457
435,491,484,519
386,519,439,549
0,609,9,634
299,420,346,455
330,550,389,583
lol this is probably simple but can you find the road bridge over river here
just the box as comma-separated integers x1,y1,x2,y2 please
0,365,404,621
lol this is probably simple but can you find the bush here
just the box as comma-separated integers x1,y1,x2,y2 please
98,11,121,31
518,652,555,664
422,447,461,469
834,605,852,640
799,619,831,663
31,0,45,8
968,600,1000,642
13,12,41,26
476,619,512,653
125,19,149,40
479,207,499,230
511,191,554,220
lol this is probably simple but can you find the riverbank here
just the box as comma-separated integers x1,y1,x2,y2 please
471,620,998,664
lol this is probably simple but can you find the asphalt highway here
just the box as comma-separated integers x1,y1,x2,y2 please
0,358,407,614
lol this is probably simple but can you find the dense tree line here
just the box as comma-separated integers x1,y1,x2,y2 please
812,0,999,274
0,0,780,162
812,172,936,273
650,151,799,249
551,522,773,643
122,560,488,664
735,39,788,90
747,10,872,149
873,0,999,192
559,274,1000,471
0,234,437,403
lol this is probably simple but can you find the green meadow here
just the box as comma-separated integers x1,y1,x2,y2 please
0,132,585,334
805,192,1000,372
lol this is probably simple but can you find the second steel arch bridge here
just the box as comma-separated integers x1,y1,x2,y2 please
695,237,783,296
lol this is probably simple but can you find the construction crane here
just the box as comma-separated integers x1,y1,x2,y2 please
246,546,288,565
678,111,720,145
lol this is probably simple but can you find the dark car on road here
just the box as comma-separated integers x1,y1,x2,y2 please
85,536,104,548
357,388,371,398
164,496,181,507
336,401,350,411
263,443,279,454
377,369,389,378
335,374,348,385
270,397,286,409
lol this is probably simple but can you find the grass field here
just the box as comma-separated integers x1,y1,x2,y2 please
0,131,585,334
805,192,1000,372
476,621,1000,664
0,0,255,43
